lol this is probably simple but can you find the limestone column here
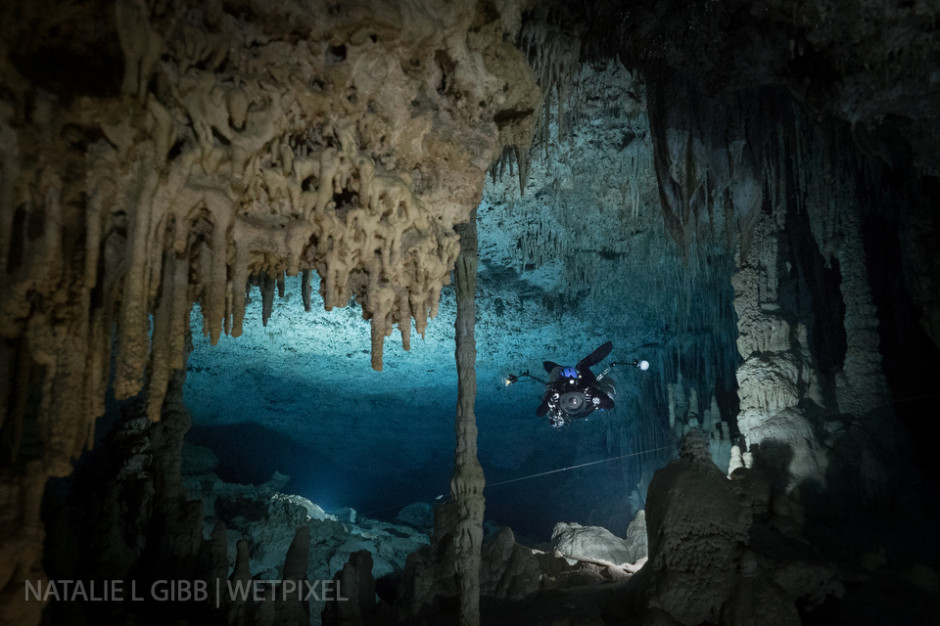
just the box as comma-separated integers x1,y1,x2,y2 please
813,202,889,416
731,206,825,489
451,208,485,626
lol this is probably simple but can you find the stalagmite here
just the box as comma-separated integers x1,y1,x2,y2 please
732,214,826,490
451,208,485,626
274,526,310,626
227,540,252,626
322,551,378,626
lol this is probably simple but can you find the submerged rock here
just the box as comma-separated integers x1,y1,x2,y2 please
550,522,632,566
183,466,429,625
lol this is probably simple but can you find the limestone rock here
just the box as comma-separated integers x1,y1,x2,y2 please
322,550,379,626
397,513,555,620
624,510,648,563
395,502,434,531
394,501,460,620
274,526,311,626
226,539,253,626
479,527,542,601
185,470,429,585
741,407,826,493
719,552,801,626
550,522,631,566
642,431,757,625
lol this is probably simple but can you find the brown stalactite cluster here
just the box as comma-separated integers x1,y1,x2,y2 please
0,0,539,619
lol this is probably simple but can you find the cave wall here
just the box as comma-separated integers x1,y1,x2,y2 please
0,0,540,620
609,0,940,510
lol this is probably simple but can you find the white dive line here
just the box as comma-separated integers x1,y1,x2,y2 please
485,444,676,489
363,444,676,515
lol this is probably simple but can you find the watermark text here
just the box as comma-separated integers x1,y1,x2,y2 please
25,579,349,606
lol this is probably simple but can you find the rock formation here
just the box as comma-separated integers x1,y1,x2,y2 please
550,522,631,566
322,550,380,626
41,365,215,625
451,208,485,625
639,430,796,625
43,372,437,626
0,0,539,618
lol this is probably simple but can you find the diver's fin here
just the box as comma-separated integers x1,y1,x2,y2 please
577,341,613,370
543,360,561,374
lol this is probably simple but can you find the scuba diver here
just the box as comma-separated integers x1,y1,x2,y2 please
536,341,616,428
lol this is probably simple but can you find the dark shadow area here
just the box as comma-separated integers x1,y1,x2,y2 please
785,189,848,382
745,434,940,625
861,176,940,491
7,0,123,100
40,390,218,626
186,421,448,515
187,422,306,486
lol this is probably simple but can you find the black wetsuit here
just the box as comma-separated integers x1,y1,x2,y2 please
536,341,615,426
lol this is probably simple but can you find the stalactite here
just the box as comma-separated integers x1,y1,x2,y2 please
0,1,541,621
301,269,313,312
451,208,485,626
260,272,277,327
519,16,580,161
147,250,191,420
113,159,161,401
802,148,890,416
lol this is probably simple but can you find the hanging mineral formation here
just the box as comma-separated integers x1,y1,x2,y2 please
0,0,540,620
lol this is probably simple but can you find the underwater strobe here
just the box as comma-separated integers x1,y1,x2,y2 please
504,357,651,388
503,370,544,386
